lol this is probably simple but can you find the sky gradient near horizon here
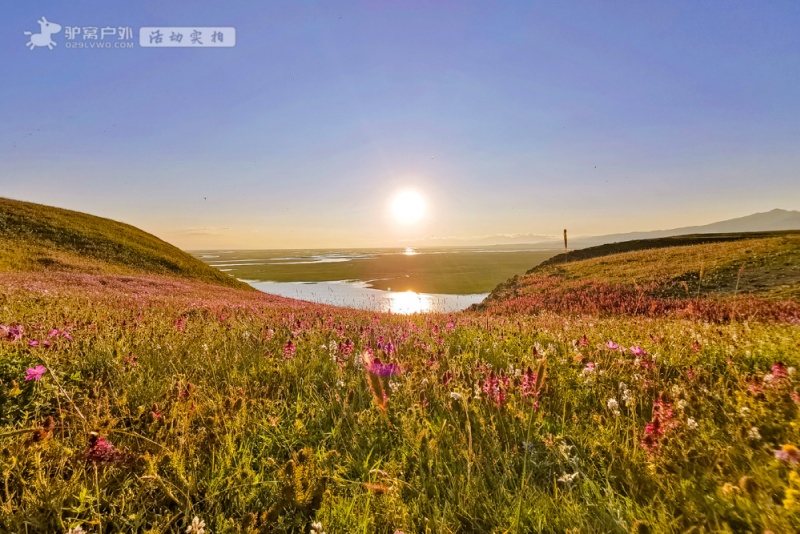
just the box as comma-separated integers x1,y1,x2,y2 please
1,1,799,249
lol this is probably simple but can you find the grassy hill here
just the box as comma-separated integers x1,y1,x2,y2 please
0,197,250,290
477,232,800,320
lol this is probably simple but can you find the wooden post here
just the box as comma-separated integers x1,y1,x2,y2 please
563,229,568,254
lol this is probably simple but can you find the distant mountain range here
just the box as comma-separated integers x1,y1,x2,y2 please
422,209,800,249
567,209,800,249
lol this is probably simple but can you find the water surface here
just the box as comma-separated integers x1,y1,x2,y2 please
195,246,558,313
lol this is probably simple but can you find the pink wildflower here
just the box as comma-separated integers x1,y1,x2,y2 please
640,396,676,455
283,340,296,359
28,340,39,347
606,341,619,350
774,445,800,465
772,362,788,382
47,328,73,340
25,365,47,381
629,346,647,356
339,338,354,356
482,371,509,408
520,367,540,410
83,433,125,465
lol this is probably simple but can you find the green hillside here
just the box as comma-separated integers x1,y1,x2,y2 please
0,197,250,290
539,230,800,269
477,232,800,318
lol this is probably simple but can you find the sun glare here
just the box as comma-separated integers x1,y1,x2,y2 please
390,189,427,225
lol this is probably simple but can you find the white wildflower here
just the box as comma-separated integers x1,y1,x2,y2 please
739,406,751,417
66,527,85,534
686,418,698,430
676,399,687,410
186,516,206,534
202,343,209,352
748,427,761,441
764,373,774,383
621,388,633,405
557,472,579,483
789,367,796,375
310,522,326,534
389,380,400,393
336,379,345,388
607,398,620,416
449,391,463,401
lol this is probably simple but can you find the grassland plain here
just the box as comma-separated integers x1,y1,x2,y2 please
196,248,559,295
1,201,800,533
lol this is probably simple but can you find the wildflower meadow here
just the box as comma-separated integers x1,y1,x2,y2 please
1,266,799,533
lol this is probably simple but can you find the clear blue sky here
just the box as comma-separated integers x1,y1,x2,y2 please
2,1,799,248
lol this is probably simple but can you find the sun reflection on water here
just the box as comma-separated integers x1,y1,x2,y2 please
403,247,418,255
387,290,432,314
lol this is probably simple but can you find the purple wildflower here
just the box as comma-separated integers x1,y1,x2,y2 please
1,325,24,342
368,359,400,377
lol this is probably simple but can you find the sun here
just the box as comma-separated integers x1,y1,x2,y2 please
390,189,427,225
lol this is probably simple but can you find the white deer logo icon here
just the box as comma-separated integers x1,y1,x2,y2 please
24,17,62,50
